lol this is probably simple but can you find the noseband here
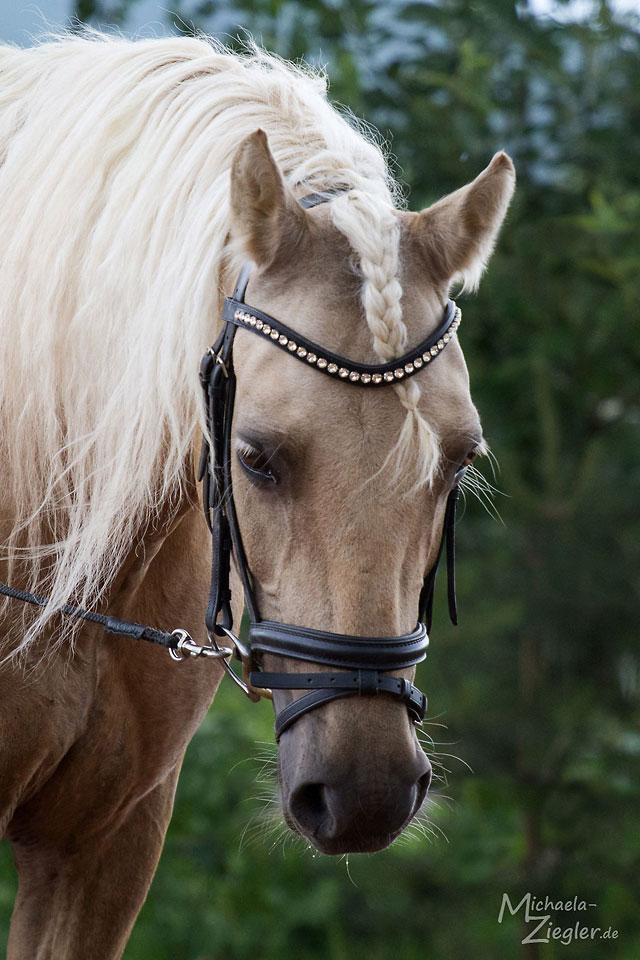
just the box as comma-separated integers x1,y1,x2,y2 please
199,190,465,740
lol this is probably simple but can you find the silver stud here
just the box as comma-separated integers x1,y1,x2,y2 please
437,340,444,350
339,368,349,378
297,347,307,358
317,358,328,369
327,363,338,374
361,373,372,384
349,371,360,382
249,316,257,326
256,320,263,330
234,309,242,321
430,346,438,356
443,333,450,343
423,352,431,362
307,353,317,364
414,357,423,368
394,368,404,379
372,374,383,384
287,340,297,351
278,334,288,345
262,324,271,334
270,329,279,340
404,363,414,374
384,371,394,382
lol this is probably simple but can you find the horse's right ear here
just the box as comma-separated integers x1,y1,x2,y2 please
230,129,306,268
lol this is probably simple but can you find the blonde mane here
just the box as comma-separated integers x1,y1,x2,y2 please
0,33,439,652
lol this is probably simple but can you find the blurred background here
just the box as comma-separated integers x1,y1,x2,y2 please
1,0,638,957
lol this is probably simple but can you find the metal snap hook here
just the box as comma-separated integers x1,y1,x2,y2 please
169,628,233,662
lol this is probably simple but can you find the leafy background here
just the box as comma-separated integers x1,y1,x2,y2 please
1,1,639,957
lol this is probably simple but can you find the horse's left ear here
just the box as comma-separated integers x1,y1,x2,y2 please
415,152,516,290
230,128,306,268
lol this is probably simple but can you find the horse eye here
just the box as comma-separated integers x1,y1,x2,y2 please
237,446,279,485
462,449,478,468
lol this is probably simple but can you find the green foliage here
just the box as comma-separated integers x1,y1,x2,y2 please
1,1,639,957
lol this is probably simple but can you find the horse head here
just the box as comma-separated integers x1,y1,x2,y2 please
219,129,515,854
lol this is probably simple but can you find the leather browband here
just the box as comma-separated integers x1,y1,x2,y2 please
223,297,460,386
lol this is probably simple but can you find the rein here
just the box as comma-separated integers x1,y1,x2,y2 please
0,189,465,739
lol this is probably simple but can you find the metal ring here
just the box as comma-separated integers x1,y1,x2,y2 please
208,628,263,701
169,629,191,661
216,624,251,661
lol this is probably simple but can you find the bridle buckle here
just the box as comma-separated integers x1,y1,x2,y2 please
207,347,229,379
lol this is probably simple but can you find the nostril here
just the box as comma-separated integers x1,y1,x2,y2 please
415,766,432,808
289,782,330,835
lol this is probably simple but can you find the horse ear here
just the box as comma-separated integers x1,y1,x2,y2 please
415,152,515,290
230,128,305,268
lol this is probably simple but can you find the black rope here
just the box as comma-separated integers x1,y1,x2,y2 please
0,582,179,649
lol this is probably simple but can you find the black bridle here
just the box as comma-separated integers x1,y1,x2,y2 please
198,191,465,740
0,190,465,742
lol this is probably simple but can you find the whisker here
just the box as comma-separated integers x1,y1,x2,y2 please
459,462,507,525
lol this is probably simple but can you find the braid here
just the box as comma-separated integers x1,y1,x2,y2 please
331,190,440,489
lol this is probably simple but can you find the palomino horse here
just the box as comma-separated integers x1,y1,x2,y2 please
0,34,514,958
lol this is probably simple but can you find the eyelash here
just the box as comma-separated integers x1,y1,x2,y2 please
237,446,278,484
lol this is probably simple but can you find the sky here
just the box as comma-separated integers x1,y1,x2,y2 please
1,0,638,46
0,1,168,45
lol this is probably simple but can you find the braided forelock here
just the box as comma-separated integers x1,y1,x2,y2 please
330,190,440,490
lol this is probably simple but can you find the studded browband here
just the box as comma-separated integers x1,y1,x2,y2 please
224,296,461,386
199,190,465,739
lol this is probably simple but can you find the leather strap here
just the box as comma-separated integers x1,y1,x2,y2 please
418,468,465,632
252,671,428,739
248,620,428,670
299,186,351,209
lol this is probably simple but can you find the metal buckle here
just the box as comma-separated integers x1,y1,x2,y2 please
168,628,233,662
207,347,229,379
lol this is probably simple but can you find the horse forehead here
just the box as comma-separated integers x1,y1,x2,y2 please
233,339,405,450
243,269,373,364
240,211,445,354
